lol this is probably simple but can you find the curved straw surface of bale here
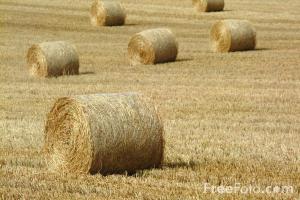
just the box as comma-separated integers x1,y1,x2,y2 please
44,93,164,175
128,28,178,65
26,41,79,77
210,19,256,53
90,0,126,26
192,0,224,12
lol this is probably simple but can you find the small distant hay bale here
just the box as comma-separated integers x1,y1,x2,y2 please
44,93,164,175
26,41,79,77
210,19,256,52
128,28,178,65
192,0,224,12
90,0,126,26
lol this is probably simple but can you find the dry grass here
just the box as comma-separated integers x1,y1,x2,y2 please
128,28,178,65
90,0,126,27
192,0,225,12
26,41,79,77
210,19,256,52
0,0,300,199
44,93,164,175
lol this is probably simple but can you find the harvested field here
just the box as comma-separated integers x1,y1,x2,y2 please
0,0,300,199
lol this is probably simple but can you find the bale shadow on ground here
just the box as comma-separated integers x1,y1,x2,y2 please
176,58,193,63
255,48,271,51
163,161,198,169
124,23,139,26
80,71,95,75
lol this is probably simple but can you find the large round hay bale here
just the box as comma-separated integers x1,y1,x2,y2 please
210,19,256,52
192,0,224,12
128,28,178,65
90,0,126,26
26,41,79,77
44,93,164,175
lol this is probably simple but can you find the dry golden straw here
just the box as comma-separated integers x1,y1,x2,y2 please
210,19,257,53
90,0,126,26
192,0,224,12
26,41,79,77
44,93,164,175
128,28,178,65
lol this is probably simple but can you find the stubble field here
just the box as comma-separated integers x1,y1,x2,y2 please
0,0,300,199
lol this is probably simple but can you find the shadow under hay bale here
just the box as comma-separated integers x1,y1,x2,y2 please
80,71,95,75
164,161,198,169
210,19,256,53
90,0,126,26
176,58,193,63
192,0,225,12
44,93,164,175
128,28,178,65
26,41,79,77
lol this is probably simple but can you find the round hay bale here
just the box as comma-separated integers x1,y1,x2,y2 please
26,41,79,77
90,0,126,26
44,93,164,175
128,28,178,65
192,0,224,12
210,19,256,52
